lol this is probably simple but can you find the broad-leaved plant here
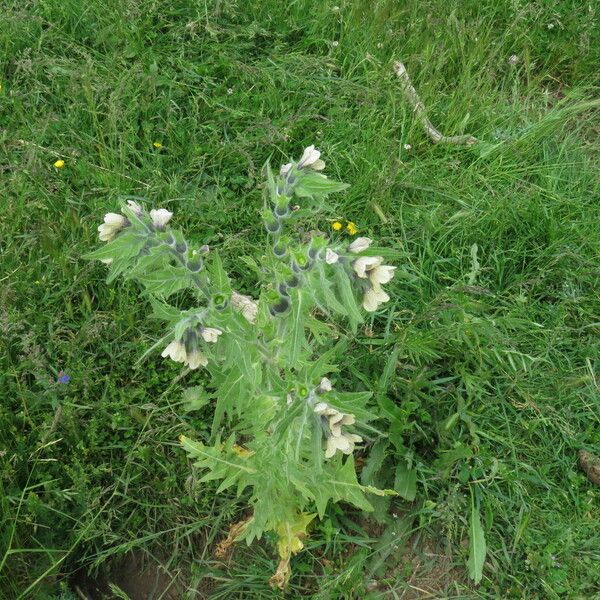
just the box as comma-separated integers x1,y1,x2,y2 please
85,146,397,587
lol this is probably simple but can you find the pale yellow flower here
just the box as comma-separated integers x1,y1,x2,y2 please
297,145,325,170
363,286,390,312
348,237,372,253
98,212,127,242
352,255,382,278
150,208,173,229
325,248,339,264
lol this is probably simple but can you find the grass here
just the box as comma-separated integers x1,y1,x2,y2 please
1,0,599,598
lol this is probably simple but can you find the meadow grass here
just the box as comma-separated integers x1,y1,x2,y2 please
1,0,599,598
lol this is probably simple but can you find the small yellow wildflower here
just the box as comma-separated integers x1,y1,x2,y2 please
53,159,65,168
346,221,358,235
332,221,343,231
153,141,162,148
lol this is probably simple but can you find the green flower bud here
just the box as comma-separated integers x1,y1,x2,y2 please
273,244,286,257
213,293,229,310
286,275,301,288
274,204,290,218
187,260,203,272
265,218,281,234
269,296,290,316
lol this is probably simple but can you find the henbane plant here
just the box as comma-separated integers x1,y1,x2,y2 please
85,145,397,588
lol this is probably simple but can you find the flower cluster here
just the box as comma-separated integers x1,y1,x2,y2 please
314,400,362,458
161,326,222,369
97,201,174,244
349,238,396,312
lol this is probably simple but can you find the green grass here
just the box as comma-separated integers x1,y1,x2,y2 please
1,0,599,598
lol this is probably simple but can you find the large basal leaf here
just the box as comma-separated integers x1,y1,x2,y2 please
467,491,487,584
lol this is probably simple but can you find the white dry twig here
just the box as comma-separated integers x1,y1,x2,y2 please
393,61,477,146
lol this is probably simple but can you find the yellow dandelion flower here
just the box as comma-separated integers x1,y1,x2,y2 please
346,221,358,235
153,141,162,148
332,221,343,231
53,159,65,168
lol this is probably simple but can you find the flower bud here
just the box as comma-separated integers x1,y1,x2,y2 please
150,208,173,229
125,200,143,216
293,257,313,272
175,241,187,254
187,260,203,272
286,275,301,288
213,293,229,310
269,296,290,316
265,218,281,234
273,244,287,257
274,204,290,218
